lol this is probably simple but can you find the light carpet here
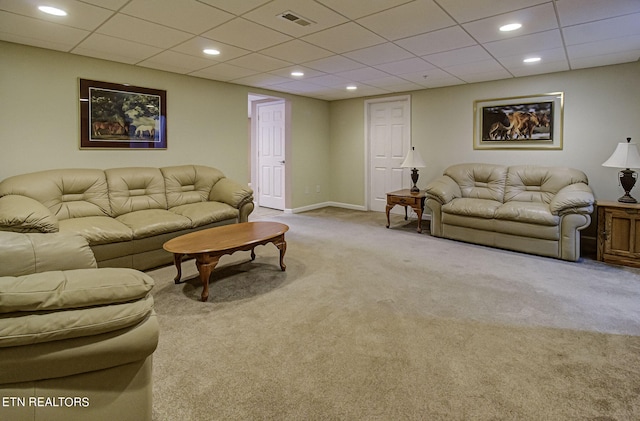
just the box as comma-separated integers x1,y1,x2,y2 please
148,207,640,420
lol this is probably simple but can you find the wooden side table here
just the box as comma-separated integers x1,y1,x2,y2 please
386,189,427,233
597,200,640,268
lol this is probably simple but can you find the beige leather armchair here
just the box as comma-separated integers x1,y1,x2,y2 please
0,231,158,421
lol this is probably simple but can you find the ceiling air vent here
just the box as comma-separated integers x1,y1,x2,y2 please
278,11,314,27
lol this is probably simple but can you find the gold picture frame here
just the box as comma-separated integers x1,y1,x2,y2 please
473,92,563,150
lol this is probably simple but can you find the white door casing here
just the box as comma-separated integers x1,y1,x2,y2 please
366,96,411,213
256,101,286,210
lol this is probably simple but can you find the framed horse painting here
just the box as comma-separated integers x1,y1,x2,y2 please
473,92,563,150
79,79,167,149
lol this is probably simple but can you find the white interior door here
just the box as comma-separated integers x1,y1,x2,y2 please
257,101,286,210
367,97,411,212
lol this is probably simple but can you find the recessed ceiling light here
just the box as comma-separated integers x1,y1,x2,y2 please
203,49,220,56
346,86,357,91
291,71,304,77
38,6,67,16
523,57,541,63
500,23,522,32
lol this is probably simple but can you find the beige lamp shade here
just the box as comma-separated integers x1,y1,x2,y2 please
401,147,426,168
602,138,640,169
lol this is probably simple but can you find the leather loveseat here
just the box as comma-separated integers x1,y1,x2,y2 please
0,231,158,421
0,165,254,270
425,163,595,261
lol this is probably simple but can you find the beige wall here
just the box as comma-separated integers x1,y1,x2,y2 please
328,60,640,206
0,41,329,210
2,41,639,211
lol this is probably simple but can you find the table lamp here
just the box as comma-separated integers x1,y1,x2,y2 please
602,137,640,203
401,146,426,193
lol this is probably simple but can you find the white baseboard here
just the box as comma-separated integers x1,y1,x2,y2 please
289,201,367,214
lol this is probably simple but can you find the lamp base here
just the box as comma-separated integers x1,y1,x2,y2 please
410,168,420,193
618,169,638,203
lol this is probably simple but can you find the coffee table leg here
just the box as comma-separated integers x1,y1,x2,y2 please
274,235,287,271
195,255,220,302
173,253,184,283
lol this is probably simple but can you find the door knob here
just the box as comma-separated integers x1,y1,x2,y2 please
280,160,285,164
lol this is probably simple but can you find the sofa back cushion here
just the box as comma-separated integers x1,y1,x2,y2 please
505,165,589,204
0,169,110,220
444,163,508,202
161,165,225,208
106,167,167,216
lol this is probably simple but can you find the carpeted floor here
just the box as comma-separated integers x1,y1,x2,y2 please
148,207,640,420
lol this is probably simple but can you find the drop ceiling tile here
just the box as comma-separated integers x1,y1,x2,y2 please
423,45,492,67
346,84,391,96
202,18,292,51
230,73,291,87
507,59,570,77
363,75,415,88
171,36,251,61
395,26,477,56
0,0,114,31
260,39,334,63
496,47,568,68
303,55,366,73
315,0,413,19
458,69,513,83
72,33,162,64
97,14,193,48
343,42,414,66
374,57,435,75
442,59,507,78
399,68,463,85
357,0,456,41
569,49,640,69
0,11,89,51
301,22,386,54
556,0,640,26
269,66,325,79
305,74,355,88
484,30,563,58
434,0,547,23
138,50,217,73
462,3,558,44
80,0,128,9
563,13,640,46
336,66,389,81
243,0,348,37
196,0,272,16
567,35,640,59
190,63,259,81
227,53,292,72
120,0,233,34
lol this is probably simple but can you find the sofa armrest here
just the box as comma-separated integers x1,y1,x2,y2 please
209,177,254,209
0,194,59,233
549,183,595,215
425,175,461,205
0,231,97,277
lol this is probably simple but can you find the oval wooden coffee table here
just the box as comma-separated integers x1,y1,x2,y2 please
163,221,289,302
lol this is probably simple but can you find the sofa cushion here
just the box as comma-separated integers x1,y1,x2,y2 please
59,216,133,245
0,295,154,347
0,232,96,277
116,209,192,238
504,165,589,204
0,169,111,220
169,201,238,227
0,268,153,313
442,198,502,219
162,165,224,208
106,167,168,216
444,163,507,202
495,201,559,226
0,195,59,233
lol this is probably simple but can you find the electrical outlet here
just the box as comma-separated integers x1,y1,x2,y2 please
305,186,309,194
316,185,320,193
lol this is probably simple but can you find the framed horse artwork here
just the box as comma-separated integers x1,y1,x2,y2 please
79,78,167,149
473,92,563,150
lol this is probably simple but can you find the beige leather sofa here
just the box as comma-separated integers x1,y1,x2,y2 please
0,165,254,270
0,231,158,421
425,163,595,261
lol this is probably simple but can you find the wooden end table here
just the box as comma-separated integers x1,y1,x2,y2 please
386,189,427,233
163,222,289,302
